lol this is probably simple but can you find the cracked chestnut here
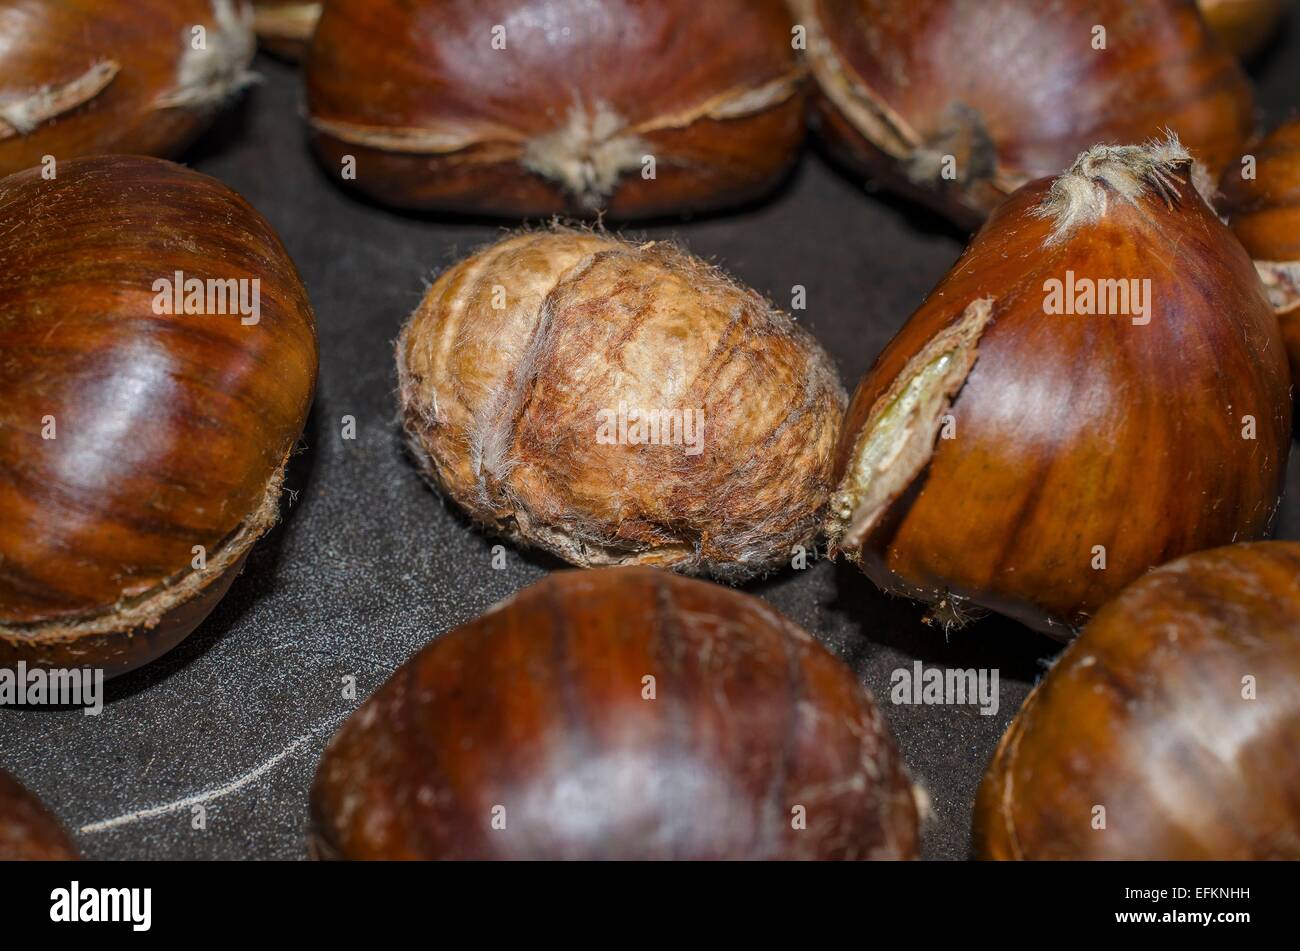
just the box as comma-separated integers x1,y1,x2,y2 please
305,0,806,217
0,156,317,676
791,0,1256,228
826,137,1291,637
0,768,79,861
975,541,1300,860
310,567,920,860
0,0,256,177
397,230,845,581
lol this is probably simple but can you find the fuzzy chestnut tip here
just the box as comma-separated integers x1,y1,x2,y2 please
1032,135,1218,245
396,228,846,582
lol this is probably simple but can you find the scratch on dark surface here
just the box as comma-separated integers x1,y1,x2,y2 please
79,719,342,835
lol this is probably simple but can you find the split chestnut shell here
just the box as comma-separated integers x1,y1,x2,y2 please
827,138,1291,637
975,541,1300,860
0,156,317,675
305,0,806,217
397,230,845,582
310,567,920,860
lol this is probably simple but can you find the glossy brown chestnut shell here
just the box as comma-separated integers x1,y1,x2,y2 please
826,138,1291,637
305,0,806,217
0,0,256,177
310,567,920,860
975,541,1300,860
1199,0,1291,58
0,769,79,861
397,230,845,582
791,0,1256,228
252,0,320,60
1220,118,1300,383
0,155,317,676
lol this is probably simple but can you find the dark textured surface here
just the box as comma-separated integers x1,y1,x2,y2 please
3,23,1299,860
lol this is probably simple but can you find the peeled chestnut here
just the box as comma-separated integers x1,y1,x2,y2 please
975,542,1300,860
397,230,845,581
311,567,919,860
1199,0,1291,58
1220,118,1300,387
0,769,79,861
0,0,256,177
305,0,806,217
0,156,317,676
252,0,320,61
826,137,1291,637
791,0,1256,229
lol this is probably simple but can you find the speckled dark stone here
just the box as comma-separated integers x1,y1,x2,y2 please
3,26,1299,860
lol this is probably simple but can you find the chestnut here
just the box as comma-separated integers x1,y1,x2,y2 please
252,1,321,61
397,230,845,582
826,137,1291,637
0,0,256,177
1220,118,1300,389
790,0,1256,229
0,155,317,676
975,541,1300,860
310,567,920,860
305,0,806,217
0,769,79,861
1199,0,1291,58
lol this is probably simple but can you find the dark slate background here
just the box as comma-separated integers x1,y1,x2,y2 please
3,20,1299,861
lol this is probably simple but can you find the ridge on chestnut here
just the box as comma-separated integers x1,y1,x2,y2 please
305,0,806,217
0,0,256,176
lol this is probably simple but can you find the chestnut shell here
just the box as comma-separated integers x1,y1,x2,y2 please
1199,0,1291,58
397,230,846,582
310,567,919,860
0,769,79,861
794,0,1256,228
252,0,320,60
828,142,1291,636
305,0,806,217
0,155,317,675
975,541,1300,860
0,0,255,177
1220,118,1300,381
